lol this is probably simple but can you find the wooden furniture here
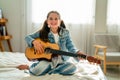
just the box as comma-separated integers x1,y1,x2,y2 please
0,18,13,52
94,34,120,74
94,45,107,74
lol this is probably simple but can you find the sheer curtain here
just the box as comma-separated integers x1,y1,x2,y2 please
107,0,120,34
27,0,95,55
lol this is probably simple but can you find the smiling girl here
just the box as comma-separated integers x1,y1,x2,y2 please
17,11,84,76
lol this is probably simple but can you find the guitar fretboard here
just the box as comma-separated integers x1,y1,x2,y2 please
45,48,86,59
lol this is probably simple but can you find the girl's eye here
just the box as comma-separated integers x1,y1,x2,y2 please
55,18,58,20
49,18,53,20
48,17,59,20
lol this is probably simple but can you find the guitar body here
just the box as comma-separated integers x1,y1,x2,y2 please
25,38,59,60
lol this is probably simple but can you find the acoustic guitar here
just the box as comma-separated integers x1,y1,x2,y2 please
25,38,101,64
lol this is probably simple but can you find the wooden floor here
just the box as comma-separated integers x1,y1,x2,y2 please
103,66,120,80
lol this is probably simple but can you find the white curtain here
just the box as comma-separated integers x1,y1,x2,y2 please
107,0,120,34
66,24,94,54
107,0,120,45
26,0,95,55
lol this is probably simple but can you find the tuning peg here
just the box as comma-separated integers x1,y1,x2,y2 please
97,60,101,64
87,56,94,62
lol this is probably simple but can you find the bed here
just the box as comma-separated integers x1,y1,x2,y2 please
0,52,107,80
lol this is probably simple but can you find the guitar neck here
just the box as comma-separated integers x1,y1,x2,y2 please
45,48,86,59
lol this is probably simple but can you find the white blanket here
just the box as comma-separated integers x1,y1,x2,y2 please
0,52,107,80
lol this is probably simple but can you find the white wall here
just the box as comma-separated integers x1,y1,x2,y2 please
0,0,26,52
0,0,108,53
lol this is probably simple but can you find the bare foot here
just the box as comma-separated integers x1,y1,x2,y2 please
17,65,29,70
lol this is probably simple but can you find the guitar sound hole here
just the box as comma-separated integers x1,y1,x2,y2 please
44,47,51,53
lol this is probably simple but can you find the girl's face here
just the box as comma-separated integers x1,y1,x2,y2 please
47,13,61,29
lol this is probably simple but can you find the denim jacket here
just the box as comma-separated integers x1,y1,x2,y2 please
25,28,79,60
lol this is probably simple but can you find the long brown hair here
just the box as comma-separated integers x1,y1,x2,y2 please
39,11,66,42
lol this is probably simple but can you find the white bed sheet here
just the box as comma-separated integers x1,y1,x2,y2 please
0,52,107,80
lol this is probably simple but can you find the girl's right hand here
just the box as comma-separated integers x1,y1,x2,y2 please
32,39,44,54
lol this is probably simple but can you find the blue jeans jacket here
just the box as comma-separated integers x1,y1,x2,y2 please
25,28,79,61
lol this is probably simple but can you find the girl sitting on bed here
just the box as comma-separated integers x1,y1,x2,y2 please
17,10,85,76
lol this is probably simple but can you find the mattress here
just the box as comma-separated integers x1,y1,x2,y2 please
0,52,107,80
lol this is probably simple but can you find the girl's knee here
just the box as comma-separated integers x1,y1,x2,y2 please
60,62,77,75
29,61,51,76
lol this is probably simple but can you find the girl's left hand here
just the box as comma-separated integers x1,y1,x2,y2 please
77,50,87,59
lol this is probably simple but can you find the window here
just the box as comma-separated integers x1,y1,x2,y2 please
107,0,120,24
32,0,95,24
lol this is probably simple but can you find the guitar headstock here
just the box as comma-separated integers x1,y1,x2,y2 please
78,53,101,64
87,56,101,64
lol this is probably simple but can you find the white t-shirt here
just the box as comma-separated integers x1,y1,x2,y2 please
51,32,63,68
52,33,59,43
